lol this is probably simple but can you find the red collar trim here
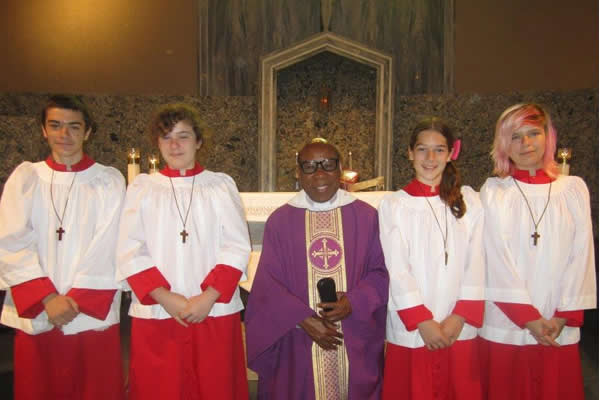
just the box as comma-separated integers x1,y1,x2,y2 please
45,154,95,172
404,179,440,197
160,163,204,177
512,169,554,184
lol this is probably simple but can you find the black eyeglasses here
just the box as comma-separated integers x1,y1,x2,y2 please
299,158,339,174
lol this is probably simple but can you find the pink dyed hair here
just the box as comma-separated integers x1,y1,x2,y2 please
491,103,559,178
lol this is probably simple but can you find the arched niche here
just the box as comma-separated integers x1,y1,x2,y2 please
258,32,393,191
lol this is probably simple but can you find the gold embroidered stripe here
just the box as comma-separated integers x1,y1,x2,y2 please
305,208,349,400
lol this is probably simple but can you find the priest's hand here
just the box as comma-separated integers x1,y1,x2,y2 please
318,292,352,322
525,318,559,347
179,287,220,324
440,314,465,345
299,316,343,350
417,319,450,351
43,293,79,327
150,287,189,327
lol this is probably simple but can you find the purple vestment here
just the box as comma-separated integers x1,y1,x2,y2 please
245,200,389,400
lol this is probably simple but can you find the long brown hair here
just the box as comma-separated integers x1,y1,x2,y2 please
410,117,466,219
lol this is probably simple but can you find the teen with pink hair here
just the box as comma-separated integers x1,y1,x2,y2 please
479,103,596,400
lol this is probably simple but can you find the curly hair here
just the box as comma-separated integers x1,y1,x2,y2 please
148,103,205,145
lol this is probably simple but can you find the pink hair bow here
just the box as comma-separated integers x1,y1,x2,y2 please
450,139,461,160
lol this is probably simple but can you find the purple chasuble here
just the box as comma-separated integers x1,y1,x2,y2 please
245,200,389,400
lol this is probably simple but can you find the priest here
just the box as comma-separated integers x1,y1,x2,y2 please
0,95,126,399
245,139,389,399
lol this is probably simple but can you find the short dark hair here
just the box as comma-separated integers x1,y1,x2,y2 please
40,95,96,133
297,139,341,163
148,103,204,145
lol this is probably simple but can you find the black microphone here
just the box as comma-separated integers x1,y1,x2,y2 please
317,277,337,311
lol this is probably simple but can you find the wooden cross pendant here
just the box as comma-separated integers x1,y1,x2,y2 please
56,226,65,241
531,231,540,246
180,229,188,243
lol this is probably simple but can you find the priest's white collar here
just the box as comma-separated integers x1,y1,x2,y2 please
288,189,356,211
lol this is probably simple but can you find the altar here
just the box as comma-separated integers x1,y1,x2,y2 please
237,191,391,292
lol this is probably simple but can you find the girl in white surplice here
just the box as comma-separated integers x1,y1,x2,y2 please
379,117,485,400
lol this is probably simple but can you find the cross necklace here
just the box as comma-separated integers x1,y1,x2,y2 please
50,169,77,241
512,177,552,246
417,183,449,265
169,175,196,243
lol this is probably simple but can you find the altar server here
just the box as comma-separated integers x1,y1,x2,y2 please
116,103,250,400
479,103,596,400
245,138,389,399
0,95,126,400
379,117,485,400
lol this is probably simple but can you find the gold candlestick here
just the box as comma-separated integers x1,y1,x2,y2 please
557,147,571,176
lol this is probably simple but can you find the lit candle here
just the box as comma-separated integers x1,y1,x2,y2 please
340,150,359,191
557,147,572,176
127,148,140,185
148,154,159,174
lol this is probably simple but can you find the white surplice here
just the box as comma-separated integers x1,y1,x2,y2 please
116,171,250,319
480,175,596,345
379,186,485,348
0,161,125,335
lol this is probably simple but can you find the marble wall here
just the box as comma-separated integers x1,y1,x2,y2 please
0,88,597,235
0,94,258,192
276,52,377,191
393,90,598,191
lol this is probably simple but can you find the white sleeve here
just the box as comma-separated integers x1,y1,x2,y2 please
115,176,155,283
481,180,534,304
457,189,485,301
72,169,126,289
378,195,425,310
558,178,596,310
0,163,44,289
215,175,251,276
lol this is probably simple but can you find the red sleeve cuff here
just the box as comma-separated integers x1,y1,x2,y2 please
201,264,243,303
397,305,434,331
495,302,542,328
11,277,57,318
452,300,485,328
554,310,584,327
66,288,117,320
127,267,171,305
